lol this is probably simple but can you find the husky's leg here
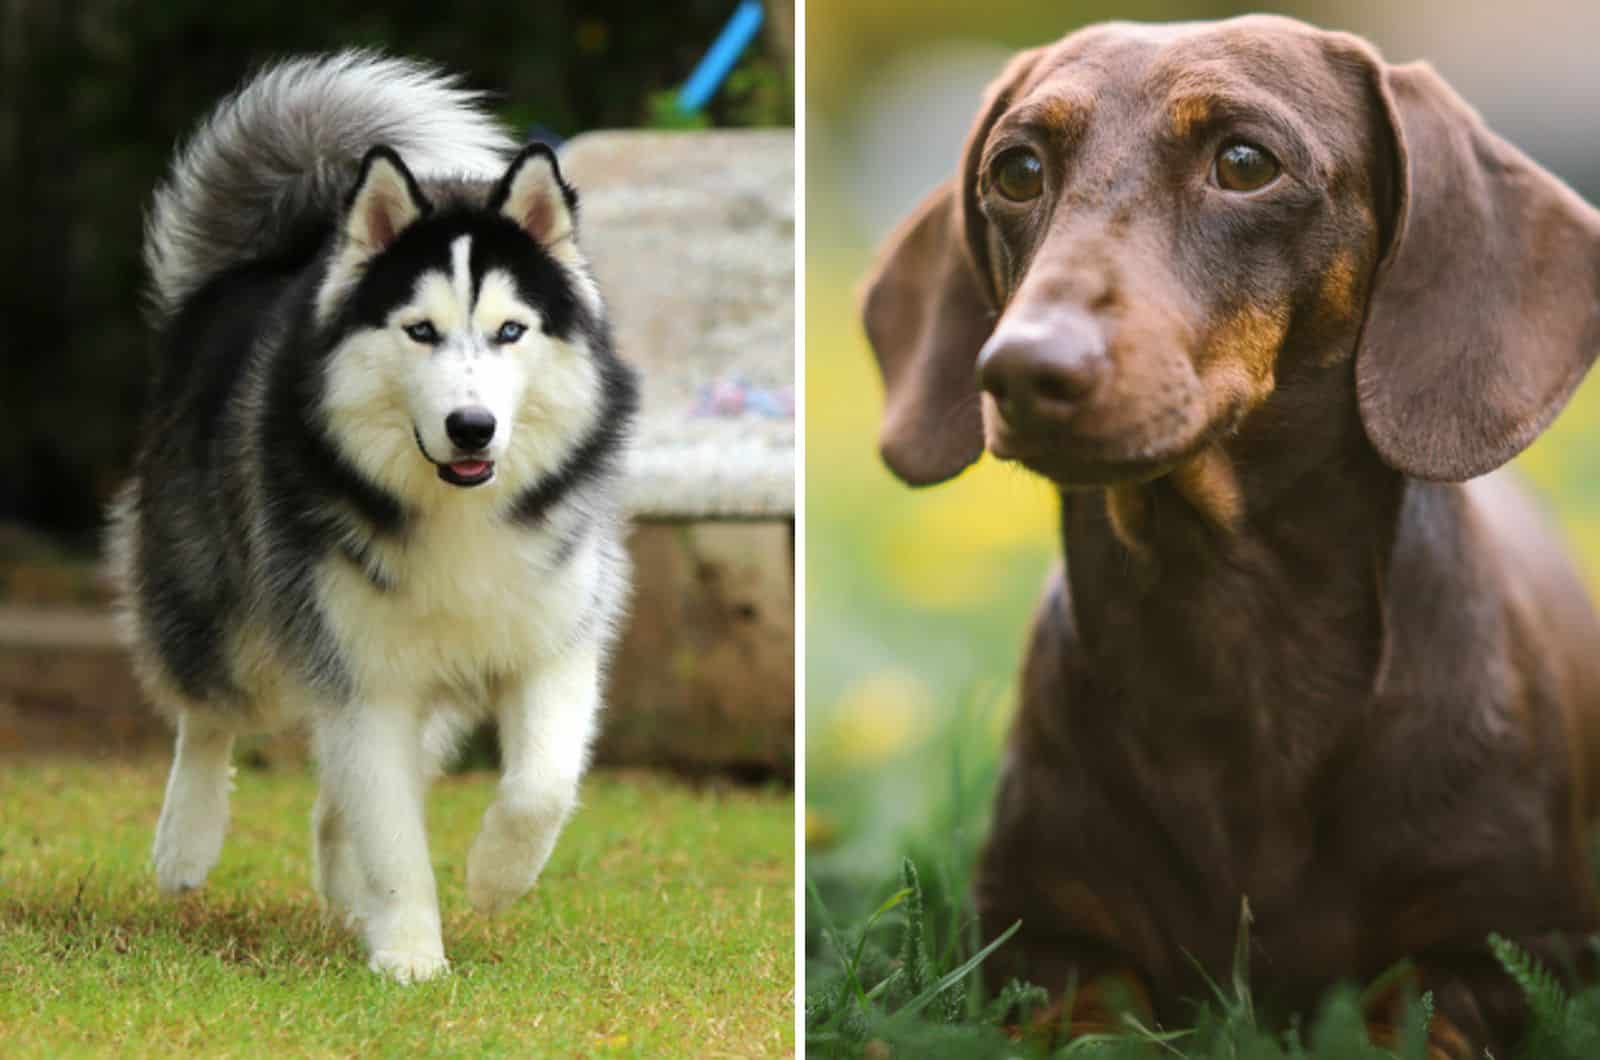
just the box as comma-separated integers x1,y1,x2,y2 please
310,789,365,925
313,702,447,983
152,711,236,894
420,708,470,782
467,639,600,914
313,708,457,925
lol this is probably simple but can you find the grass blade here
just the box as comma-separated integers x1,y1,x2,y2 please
886,919,1023,1027
1231,895,1255,1028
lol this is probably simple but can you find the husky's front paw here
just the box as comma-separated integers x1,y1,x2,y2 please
467,786,572,913
152,818,224,894
152,736,232,895
465,826,544,914
153,847,216,894
369,948,450,984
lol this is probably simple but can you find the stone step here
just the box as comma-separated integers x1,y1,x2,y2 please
563,130,795,521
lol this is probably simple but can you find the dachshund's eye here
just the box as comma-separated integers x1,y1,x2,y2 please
403,321,441,345
494,321,527,344
991,148,1045,202
1214,140,1281,192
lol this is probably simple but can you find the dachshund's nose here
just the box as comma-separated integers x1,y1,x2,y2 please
978,306,1109,425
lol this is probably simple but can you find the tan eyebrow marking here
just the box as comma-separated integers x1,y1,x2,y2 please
1168,95,1213,138
1005,93,1093,139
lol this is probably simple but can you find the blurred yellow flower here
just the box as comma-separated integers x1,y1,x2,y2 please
806,807,839,849
876,462,1056,609
817,669,934,766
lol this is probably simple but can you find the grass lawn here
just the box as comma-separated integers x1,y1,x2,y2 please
0,756,794,1057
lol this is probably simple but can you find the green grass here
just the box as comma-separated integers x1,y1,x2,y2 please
805,693,1600,1059
0,757,794,1057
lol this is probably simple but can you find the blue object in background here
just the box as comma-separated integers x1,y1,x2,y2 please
522,123,566,149
678,0,765,113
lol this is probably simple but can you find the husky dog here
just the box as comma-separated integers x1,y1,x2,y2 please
107,52,638,982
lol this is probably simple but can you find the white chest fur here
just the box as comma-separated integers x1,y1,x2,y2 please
315,497,603,706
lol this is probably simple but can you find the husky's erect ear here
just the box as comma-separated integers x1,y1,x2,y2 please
344,146,431,254
489,143,578,245
315,147,432,325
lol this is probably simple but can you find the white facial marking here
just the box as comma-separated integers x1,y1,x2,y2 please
450,235,473,333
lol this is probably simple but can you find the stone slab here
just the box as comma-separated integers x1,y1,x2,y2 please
561,130,795,521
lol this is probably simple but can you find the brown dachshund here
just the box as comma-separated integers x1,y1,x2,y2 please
861,14,1600,1057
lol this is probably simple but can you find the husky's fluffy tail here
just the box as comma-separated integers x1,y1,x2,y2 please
144,50,515,321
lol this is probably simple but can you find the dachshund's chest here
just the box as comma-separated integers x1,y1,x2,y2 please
1132,773,1364,978
979,741,1384,1007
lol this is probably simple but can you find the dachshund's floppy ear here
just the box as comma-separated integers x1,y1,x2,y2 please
860,49,1044,486
1355,59,1600,482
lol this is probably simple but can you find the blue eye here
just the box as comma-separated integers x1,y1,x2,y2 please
403,321,440,344
495,321,527,344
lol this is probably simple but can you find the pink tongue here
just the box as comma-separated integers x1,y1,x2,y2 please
450,460,490,477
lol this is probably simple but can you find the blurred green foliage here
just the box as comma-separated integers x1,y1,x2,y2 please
0,0,792,544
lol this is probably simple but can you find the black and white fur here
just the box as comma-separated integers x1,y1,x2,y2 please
107,52,637,982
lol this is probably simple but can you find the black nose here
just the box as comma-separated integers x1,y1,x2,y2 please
977,305,1108,425
445,406,496,450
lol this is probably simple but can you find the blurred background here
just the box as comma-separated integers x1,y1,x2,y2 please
806,0,1600,924
0,0,796,777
